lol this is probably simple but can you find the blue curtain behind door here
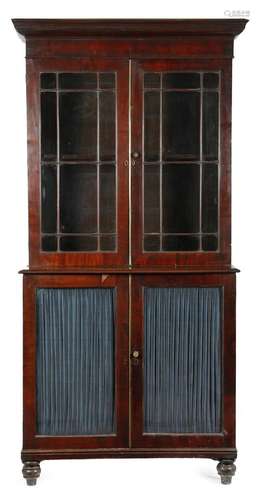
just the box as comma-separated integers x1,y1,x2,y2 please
36,288,115,435
144,287,221,434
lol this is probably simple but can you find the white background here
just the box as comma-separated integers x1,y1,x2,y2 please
0,0,259,498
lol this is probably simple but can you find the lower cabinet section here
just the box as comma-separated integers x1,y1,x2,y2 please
22,272,236,484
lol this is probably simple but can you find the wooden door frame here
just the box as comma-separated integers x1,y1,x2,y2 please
131,58,232,268
23,273,129,451
27,58,129,269
131,272,236,449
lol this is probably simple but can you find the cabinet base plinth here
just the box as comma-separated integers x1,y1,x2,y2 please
21,450,237,484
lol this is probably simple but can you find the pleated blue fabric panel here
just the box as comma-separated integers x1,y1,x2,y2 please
36,288,115,435
144,287,221,434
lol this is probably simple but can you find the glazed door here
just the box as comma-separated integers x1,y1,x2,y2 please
131,274,236,449
131,59,231,267
27,59,129,268
23,274,129,450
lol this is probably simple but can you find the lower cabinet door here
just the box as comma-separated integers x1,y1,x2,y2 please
23,274,129,450
131,274,236,449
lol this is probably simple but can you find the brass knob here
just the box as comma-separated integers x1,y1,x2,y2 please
132,350,140,359
132,151,140,159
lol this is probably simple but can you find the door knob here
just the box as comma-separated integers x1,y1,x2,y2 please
132,151,140,159
132,350,140,359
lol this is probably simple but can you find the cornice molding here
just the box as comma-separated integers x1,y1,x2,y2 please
12,18,248,40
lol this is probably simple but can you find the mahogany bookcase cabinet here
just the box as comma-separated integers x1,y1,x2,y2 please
13,18,247,486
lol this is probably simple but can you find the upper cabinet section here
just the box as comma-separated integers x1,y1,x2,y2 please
13,19,248,269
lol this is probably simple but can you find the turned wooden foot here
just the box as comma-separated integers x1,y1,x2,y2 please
217,460,236,485
22,461,41,486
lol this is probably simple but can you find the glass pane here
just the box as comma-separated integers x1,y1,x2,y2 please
142,71,220,254
144,165,160,233
99,164,116,233
59,92,97,160
41,92,57,160
203,92,219,160
162,164,200,233
162,72,200,89
144,287,222,433
40,73,56,89
162,235,199,251
59,73,97,89
144,91,160,162
60,235,97,251
99,92,116,161
60,165,97,233
144,73,160,88
162,91,200,160
39,71,119,254
41,235,57,252
36,288,115,435
203,73,219,89
100,235,116,251
202,164,218,233
41,164,57,234
99,73,115,89
202,235,218,251
144,235,160,252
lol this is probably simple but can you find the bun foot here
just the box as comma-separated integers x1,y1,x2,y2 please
217,460,236,484
22,461,41,486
